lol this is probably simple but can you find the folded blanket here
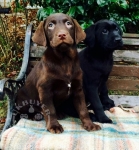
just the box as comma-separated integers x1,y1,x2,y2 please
118,104,139,113
1,107,139,150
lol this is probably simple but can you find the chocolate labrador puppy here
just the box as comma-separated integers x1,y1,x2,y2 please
78,20,123,123
15,13,101,133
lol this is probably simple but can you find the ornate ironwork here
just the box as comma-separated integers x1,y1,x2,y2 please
0,23,33,139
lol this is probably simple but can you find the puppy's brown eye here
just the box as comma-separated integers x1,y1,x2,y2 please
48,22,55,29
65,21,72,28
102,29,108,34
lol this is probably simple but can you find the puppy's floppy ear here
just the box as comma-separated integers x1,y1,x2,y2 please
84,25,96,48
73,19,86,44
32,21,47,47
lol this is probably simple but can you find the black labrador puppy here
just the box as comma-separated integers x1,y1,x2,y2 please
78,20,123,123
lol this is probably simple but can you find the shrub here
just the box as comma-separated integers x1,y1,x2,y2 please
15,0,139,32
0,1,38,79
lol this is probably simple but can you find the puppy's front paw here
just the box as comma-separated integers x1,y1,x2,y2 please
97,115,113,124
103,99,115,111
83,120,101,131
47,122,64,134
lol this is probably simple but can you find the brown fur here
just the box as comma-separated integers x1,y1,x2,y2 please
15,13,101,133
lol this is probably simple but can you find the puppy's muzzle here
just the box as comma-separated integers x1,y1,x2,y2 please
58,32,66,40
51,30,74,47
114,37,123,43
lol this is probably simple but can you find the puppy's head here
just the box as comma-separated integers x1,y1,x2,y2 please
84,20,123,52
32,13,86,49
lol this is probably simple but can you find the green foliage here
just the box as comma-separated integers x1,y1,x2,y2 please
0,14,21,79
108,90,139,96
0,2,38,79
0,99,7,118
15,0,139,32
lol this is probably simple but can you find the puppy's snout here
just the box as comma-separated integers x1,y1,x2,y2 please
58,32,66,40
114,37,122,43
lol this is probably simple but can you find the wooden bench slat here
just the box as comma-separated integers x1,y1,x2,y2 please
113,50,139,63
30,45,46,57
28,61,38,66
30,48,139,62
123,38,139,45
110,65,139,78
123,33,139,38
109,95,139,107
107,79,139,91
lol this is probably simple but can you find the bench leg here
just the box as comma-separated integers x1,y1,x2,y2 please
0,87,15,140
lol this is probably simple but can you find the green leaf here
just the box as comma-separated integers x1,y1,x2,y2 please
132,11,139,20
37,8,43,19
123,17,132,22
97,0,108,6
80,20,94,30
120,0,128,9
110,0,119,2
37,7,55,20
44,7,55,15
88,0,94,5
77,6,84,15
55,0,61,3
37,9,47,20
67,6,76,17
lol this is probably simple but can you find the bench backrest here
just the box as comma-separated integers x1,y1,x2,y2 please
24,24,139,92
107,33,139,92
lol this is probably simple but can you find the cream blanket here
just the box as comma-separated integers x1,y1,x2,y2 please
0,107,139,150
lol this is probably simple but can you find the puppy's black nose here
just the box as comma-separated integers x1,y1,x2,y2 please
114,37,122,43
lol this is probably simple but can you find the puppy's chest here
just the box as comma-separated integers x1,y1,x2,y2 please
62,65,72,76
61,61,75,79
94,59,113,74
53,64,77,97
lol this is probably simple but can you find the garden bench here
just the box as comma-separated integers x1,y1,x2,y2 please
0,23,139,144
107,33,139,106
29,26,139,107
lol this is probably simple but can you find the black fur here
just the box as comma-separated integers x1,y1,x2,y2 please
79,19,123,123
